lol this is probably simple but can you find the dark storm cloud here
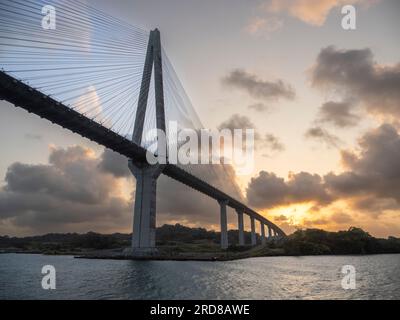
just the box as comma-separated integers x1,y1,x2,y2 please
222,69,295,101
246,171,331,209
311,46,400,119
99,148,131,178
247,124,400,212
305,126,342,148
324,172,370,196
325,124,400,202
0,146,131,234
317,101,360,128
349,197,398,218
6,147,112,205
0,141,246,234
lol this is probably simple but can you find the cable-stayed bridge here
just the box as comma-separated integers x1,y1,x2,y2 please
0,0,285,253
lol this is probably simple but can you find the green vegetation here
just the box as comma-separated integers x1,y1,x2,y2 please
282,227,400,256
1,225,399,258
0,232,130,255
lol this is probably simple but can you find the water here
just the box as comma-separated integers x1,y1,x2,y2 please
0,254,399,299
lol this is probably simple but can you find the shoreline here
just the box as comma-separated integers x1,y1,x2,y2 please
2,248,400,262
2,226,400,260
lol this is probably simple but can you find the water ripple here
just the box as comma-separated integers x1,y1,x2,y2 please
0,254,399,300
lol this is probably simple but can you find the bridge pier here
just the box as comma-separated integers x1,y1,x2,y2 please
250,216,257,246
268,225,272,239
236,209,245,246
219,200,229,249
261,223,266,245
129,160,164,253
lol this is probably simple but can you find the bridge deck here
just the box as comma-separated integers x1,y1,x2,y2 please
0,71,285,236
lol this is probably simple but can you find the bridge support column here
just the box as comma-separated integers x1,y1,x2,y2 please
268,225,272,239
219,200,229,250
250,216,257,246
129,160,164,253
236,209,245,246
261,223,266,245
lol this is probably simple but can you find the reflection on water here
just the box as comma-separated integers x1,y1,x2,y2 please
0,254,399,299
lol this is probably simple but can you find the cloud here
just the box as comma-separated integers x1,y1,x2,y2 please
245,16,283,36
218,114,262,150
218,114,285,153
317,101,360,128
247,171,331,209
325,123,400,216
330,212,354,224
274,214,289,222
302,218,329,227
262,134,285,152
0,143,247,235
325,124,400,204
222,69,295,101
311,46,400,120
265,0,363,26
248,103,270,113
305,126,342,148
218,114,256,133
98,148,130,178
4,124,399,235
0,146,131,235
247,124,400,217
245,17,268,34
349,197,398,218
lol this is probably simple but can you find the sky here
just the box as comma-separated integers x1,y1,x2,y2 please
0,0,400,237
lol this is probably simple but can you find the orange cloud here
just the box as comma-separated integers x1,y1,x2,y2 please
264,0,363,26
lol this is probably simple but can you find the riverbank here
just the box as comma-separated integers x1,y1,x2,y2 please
3,243,400,262
0,241,287,261
74,244,287,261
1,225,400,261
